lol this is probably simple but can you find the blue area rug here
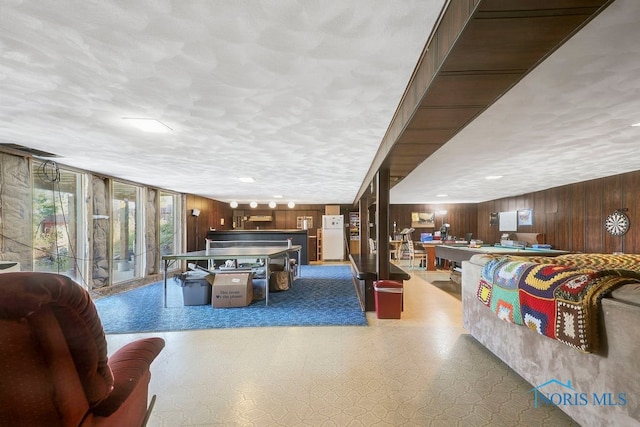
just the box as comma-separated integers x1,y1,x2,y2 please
95,265,367,334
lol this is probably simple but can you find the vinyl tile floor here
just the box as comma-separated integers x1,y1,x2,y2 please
106,263,578,426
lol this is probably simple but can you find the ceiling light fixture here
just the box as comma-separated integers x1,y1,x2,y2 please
249,201,258,208
436,194,448,197
122,118,172,133
229,201,238,209
273,195,283,199
485,175,503,180
287,201,295,209
632,122,640,127
268,201,277,208
238,177,255,183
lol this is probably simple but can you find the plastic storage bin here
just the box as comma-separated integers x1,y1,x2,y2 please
420,233,433,242
178,272,212,306
373,280,403,319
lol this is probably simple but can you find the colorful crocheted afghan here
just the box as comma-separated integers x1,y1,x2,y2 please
477,254,640,353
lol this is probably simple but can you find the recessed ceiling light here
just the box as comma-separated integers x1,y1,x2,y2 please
485,175,503,180
632,122,640,127
238,177,255,183
273,195,283,199
122,118,172,133
436,194,448,197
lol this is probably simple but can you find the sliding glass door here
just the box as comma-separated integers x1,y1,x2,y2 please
111,181,141,282
160,191,182,257
32,161,86,283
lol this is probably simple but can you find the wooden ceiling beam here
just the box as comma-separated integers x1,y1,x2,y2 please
355,0,613,202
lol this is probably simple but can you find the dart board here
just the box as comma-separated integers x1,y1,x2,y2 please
605,210,630,236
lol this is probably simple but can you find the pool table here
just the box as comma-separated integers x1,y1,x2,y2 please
435,244,570,264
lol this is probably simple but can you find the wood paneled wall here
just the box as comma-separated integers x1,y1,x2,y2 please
185,194,234,251
477,170,640,253
272,205,324,232
389,203,478,240
184,197,354,252
186,169,640,254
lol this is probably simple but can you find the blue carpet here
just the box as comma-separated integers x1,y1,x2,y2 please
95,265,367,333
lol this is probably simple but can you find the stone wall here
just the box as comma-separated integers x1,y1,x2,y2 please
0,154,33,270
145,188,157,275
91,176,109,288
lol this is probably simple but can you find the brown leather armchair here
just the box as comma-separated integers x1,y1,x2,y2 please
0,272,165,426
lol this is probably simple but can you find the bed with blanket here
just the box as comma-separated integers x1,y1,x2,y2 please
462,253,640,426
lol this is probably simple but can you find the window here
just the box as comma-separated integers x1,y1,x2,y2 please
32,161,86,283
111,181,141,282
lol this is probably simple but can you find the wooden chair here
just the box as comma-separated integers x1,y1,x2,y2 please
389,237,400,262
407,240,427,270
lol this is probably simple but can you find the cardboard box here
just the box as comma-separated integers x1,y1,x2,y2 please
211,272,253,308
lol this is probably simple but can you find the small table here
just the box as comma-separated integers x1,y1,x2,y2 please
420,242,441,271
162,245,302,307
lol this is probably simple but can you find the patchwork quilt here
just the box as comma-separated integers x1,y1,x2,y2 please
477,254,640,353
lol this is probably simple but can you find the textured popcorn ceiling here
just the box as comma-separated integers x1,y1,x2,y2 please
1,0,639,206
0,0,444,204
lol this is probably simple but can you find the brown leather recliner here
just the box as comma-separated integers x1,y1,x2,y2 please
0,272,165,426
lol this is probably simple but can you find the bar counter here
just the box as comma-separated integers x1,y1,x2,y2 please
207,229,309,264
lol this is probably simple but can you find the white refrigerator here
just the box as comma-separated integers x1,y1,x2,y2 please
322,215,344,261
